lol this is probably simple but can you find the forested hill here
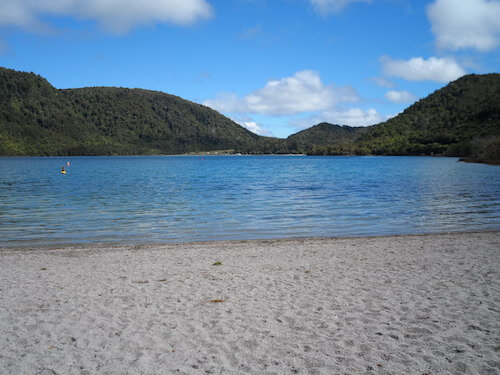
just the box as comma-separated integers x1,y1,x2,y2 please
1,67,499,163
0,67,262,155
357,73,500,161
291,74,500,163
285,122,366,154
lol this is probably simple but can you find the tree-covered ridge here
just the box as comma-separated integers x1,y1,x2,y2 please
62,87,261,154
285,122,366,155
286,74,500,162
0,67,260,155
0,67,499,163
0,68,77,155
358,74,500,157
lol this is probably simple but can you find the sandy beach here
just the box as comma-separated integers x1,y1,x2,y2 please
0,231,499,374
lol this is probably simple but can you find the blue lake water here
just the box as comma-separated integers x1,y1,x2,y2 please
0,156,499,247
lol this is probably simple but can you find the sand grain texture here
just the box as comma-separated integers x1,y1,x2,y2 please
0,232,499,374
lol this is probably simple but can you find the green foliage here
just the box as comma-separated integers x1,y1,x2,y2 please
287,74,500,161
460,135,500,164
0,67,260,156
0,67,499,163
356,74,500,158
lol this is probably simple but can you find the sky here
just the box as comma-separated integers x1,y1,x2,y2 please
0,0,499,138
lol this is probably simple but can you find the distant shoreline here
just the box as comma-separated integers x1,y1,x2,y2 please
2,68,499,165
2,154,498,165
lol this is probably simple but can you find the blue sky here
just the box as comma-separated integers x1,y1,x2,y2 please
0,0,499,138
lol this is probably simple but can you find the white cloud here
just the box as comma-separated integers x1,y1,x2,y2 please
427,0,500,51
241,121,272,136
204,70,358,116
0,0,212,34
385,90,417,103
292,108,386,129
308,0,371,14
228,115,273,136
381,56,466,82
321,108,385,126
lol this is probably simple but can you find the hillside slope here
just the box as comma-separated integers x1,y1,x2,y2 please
1,67,499,162
285,122,366,154
358,73,500,159
288,74,499,162
0,67,260,155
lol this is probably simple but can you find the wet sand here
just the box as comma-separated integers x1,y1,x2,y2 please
0,231,499,374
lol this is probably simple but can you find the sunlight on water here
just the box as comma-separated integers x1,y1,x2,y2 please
0,156,499,247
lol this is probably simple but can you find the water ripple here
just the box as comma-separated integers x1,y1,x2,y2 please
0,156,499,247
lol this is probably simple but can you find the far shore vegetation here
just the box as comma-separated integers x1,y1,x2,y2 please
1,67,499,164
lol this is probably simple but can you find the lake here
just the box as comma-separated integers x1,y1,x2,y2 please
0,156,499,247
